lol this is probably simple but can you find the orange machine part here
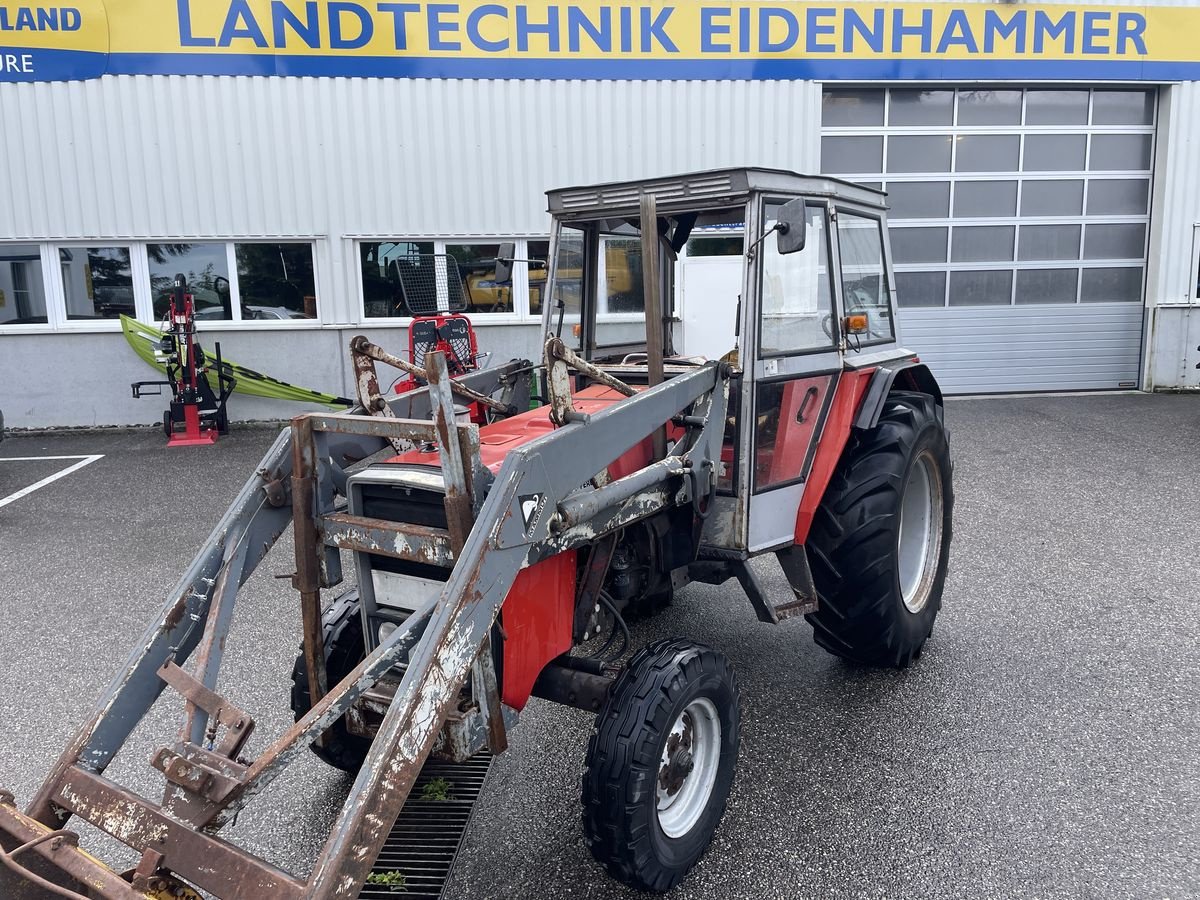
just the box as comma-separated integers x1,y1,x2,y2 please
500,550,578,710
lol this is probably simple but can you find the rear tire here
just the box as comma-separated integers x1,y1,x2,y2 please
582,639,740,893
806,390,952,667
290,592,372,773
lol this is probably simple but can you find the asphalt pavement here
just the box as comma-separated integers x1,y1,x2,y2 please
0,392,1197,899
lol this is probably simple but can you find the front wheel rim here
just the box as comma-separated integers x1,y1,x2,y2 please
655,697,721,838
897,450,944,613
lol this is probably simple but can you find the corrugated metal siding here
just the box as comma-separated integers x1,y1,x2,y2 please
0,76,820,326
0,76,821,240
899,305,1144,393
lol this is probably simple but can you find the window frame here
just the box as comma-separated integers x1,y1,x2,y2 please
192,239,322,329
832,205,898,350
821,86,1157,309
355,237,532,325
55,241,152,332
755,196,840,360
595,233,655,323
0,239,324,333
1190,223,1200,303
0,241,60,332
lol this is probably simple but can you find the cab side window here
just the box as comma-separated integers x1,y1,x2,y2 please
759,202,835,355
836,212,895,343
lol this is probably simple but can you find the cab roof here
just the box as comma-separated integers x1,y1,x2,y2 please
546,167,886,220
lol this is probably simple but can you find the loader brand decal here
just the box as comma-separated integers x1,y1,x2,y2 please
519,492,547,535
4,1,1200,82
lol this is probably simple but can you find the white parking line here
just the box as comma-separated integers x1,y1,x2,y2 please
0,455,104,508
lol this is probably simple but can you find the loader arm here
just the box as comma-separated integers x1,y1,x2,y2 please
1,352,728,900
24,361,525,830
307,359,729,897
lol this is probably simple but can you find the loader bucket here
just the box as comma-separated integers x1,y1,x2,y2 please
0,793,150,900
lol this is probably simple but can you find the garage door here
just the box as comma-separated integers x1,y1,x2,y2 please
822,87,1155,394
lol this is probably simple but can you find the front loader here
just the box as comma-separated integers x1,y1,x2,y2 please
0,168,952,898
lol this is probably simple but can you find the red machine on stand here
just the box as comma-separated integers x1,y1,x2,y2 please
389,255,488,421
132,274,235,447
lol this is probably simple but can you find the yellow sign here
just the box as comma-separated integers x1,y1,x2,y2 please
2,1,1199,81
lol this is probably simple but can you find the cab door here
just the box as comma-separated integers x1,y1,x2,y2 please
745,199,843,553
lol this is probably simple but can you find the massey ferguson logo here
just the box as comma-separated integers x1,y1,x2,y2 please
519,493,547,536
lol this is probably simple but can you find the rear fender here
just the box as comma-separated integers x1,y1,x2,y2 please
793,368,875,545
853,361,943,431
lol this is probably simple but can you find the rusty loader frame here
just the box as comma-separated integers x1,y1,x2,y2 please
0,340,729,899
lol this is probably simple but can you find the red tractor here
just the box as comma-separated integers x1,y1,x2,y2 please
0,169,951,899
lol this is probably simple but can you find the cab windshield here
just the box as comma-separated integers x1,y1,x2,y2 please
544,206,747,363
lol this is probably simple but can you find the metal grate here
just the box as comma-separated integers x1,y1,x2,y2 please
359,752,493,900
556,173,736,213
395,254,468,315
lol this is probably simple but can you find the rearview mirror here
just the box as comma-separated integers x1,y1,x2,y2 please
495,242,516,284
775,198,807,255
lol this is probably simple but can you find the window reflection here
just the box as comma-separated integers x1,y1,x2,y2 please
759,202,834,355
62,247,133,320
527,240,550,314
447,244,506,313
236,243,316,319
361,241,434,318
543,227,584,321
0,244,48,324
148,243,231,320
601,237,644,313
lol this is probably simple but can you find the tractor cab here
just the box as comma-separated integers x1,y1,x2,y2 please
535,168,935,555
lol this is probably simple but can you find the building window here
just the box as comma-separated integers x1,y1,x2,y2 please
0,244,48,325
822,87,1155,308
361,241,434,317
359,239,537,320
61,246,134,321
236,243,317,320
0,240,320,331
447,243,508,314
148,243,232,320
148,241,318,322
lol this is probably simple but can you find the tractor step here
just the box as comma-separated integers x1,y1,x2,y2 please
734,558,819,624
360,752,493,900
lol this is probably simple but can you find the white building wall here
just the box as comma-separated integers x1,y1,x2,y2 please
1145,81,1200,389
0,76,822,427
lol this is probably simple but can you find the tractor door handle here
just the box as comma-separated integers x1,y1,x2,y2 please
797,386,819,424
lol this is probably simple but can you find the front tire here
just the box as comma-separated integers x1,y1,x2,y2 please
290,592,372,773
806,390,953,667
582,639,740,893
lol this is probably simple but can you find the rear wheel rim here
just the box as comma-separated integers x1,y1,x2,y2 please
656,697,721,838
898,450,943,613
